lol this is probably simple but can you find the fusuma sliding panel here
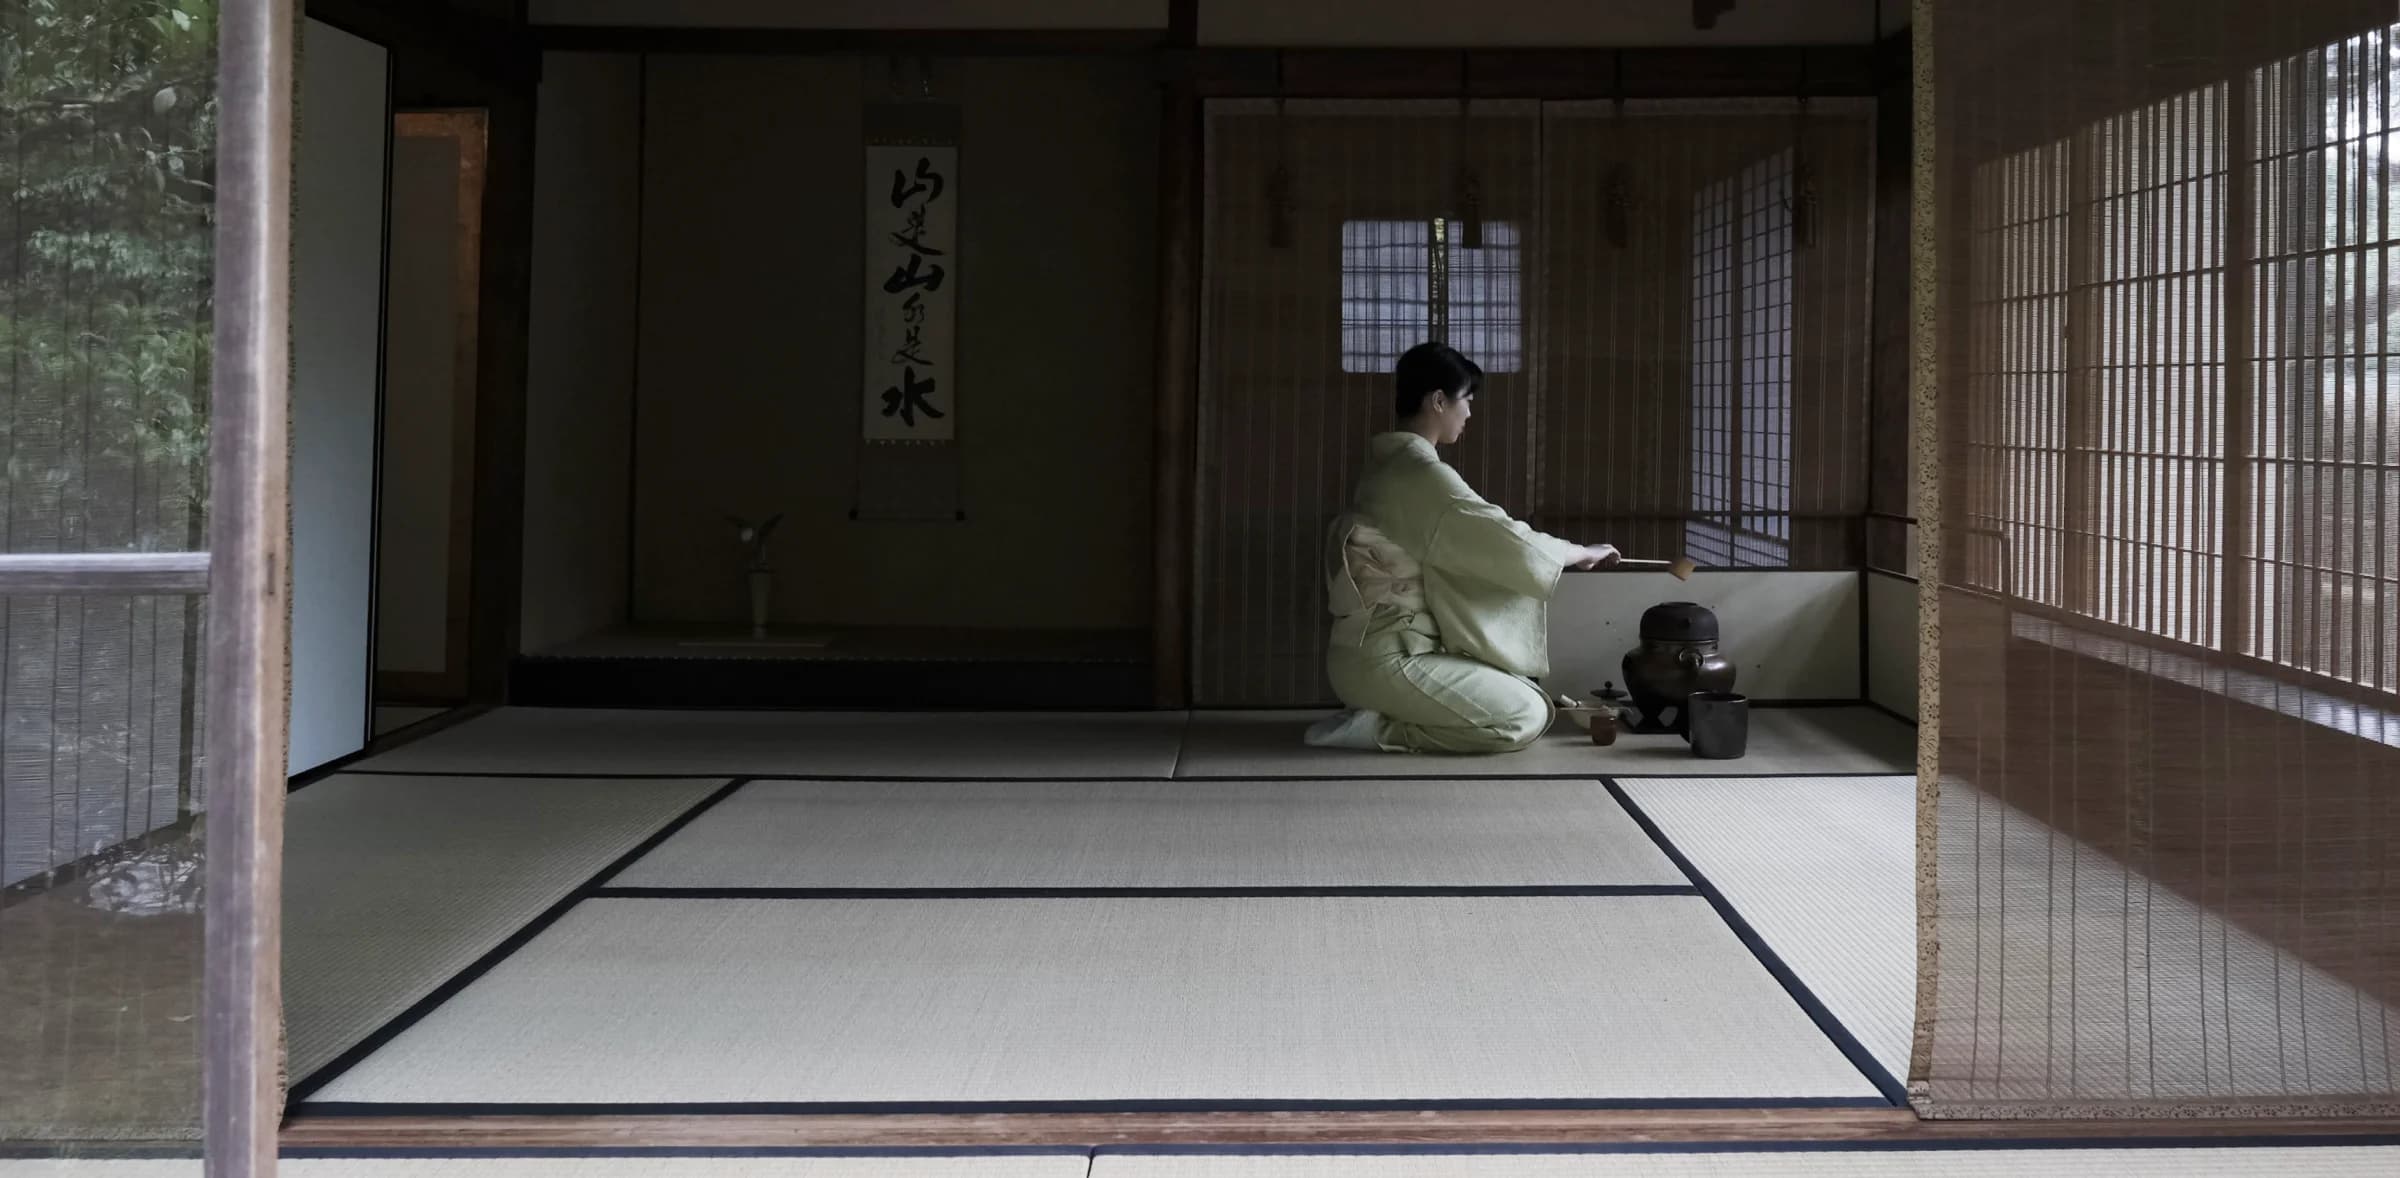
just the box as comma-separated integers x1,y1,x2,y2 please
289,20,391,774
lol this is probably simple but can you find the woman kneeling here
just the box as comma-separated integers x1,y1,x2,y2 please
1309,342,1618,754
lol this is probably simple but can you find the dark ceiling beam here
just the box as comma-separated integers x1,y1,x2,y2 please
305,0,537,86
1169,46,1879,99
532,25,1171,55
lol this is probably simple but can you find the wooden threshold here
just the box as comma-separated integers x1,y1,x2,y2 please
277,1108,2400,1151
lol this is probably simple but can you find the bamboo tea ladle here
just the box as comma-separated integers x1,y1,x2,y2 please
1611,556,1700,581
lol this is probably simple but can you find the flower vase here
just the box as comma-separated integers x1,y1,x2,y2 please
747,568,772,639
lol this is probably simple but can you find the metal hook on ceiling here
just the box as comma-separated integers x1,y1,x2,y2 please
1455,52,1483,249
1268,51,1293,249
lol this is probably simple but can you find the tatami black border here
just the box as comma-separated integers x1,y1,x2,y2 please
337,769,1169,780
280,1146,1094,1159
1601,777,1911,1107
291,1097,1896,1117
369,702,488,749
1094,1136,2400,1156
1197,770,1912,782
287,745,380,792
284,776,753,1104
1167,710,1194,777
588,885,1704,900
335,768,1918,782
291,704,490,793
326,703,1916,781
1866,699,1920,729
1598,771,1916,783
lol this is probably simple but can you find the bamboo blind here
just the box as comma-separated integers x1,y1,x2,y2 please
1195,98,1875,707
1924,0,2400,1117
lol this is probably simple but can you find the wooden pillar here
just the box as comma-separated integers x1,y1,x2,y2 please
1905,0,1942,1102
464,82,537,705
1151,7,1202,710
207,0,295,1172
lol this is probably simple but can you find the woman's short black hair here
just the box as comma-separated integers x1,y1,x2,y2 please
1394,341,1482,419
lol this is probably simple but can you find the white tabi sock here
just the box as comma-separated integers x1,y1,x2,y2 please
1303,709,1385,750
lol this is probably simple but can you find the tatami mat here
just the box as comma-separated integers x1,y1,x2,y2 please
1175,708,1913,779
372,705,445,736
305,895,1878,1107
613,778,1683,889
352,708,1187,779
1086,1145,2400,1176
283,774,724,1081
1615,776,1918,1084
3,1159,1087,1177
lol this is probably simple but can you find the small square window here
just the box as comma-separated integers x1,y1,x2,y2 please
1340,218,1522,375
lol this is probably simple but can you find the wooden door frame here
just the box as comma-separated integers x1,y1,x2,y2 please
280,1107,2400,1151
218,2,293,1172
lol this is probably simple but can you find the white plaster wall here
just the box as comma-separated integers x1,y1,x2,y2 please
289,20,390,775
1549,570,1861,702
1866,569,1919,719
521,52,642,653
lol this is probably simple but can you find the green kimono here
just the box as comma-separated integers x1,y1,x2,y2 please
1323,432,1581,754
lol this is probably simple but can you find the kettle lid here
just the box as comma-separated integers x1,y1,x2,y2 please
1638,600,1720,642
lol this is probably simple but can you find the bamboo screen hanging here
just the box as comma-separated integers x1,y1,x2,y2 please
1194,97,1876,708
1920,0,2400,1116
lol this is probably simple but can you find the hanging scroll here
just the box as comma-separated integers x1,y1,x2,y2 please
855,100,964,520
863,140,956,440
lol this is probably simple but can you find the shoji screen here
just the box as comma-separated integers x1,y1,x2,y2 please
1923,0,2400,1116
1194,98,1875,707
1539,100,1874,571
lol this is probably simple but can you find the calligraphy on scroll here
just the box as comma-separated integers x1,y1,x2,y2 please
862,145,957,441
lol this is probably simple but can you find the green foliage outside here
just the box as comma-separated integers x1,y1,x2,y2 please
1,0,218,893
2,0,217,550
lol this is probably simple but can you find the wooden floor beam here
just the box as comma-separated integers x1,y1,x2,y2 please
279,1108,2400,1151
